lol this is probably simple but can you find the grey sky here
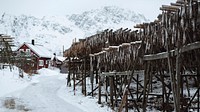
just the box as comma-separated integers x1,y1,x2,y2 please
0,0,176,21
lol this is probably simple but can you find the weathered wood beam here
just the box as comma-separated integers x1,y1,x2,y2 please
118,86,128,112
143,41,200,61
0,40,13,43
160,7,178,12
176,0,185,4
114,28,123,33
79,39,86,42
171,3,183,7
130,41,142,45
121,43,131,47
109,46,119,49
102,47,109,51
154,19,160,23
0,38,14,40
123,28,129,32
162,5,180,10
134,24,144,29
101,70,144,76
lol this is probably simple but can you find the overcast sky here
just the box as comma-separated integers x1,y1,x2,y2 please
0,0,176,21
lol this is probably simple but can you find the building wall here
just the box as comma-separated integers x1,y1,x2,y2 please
18,44,36,57
37,57,50,69
17,44,50,71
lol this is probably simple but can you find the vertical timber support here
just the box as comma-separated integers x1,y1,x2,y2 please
197,66,200,112
82,56,87,96
97,55,102,104
110,76,114,109
67,57,71,86
90,55,94,96
142,61,151,112
95,57,98,84
98,72,102,104
81,59,84,94
136,74,139,101
73,57,76,95
176,47,181,111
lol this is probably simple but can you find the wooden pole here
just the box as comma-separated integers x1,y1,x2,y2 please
176,55,180,111
90,56,94,96
137,74,139,100
161,69,165,111
97,55,102,104
125,91,128,112
198,87,199,112
142,61,150,112
180,74,183,110
105,76,108,102
118,86,128,112
91,72,94,97
95,57,98,84
83,57,87,96
197,66,200,112
110,76,114,109
176,46,181,111
98,72,102,104
166,41,178,112
114,76,117,103
67,57,71,86
73,57,76,95
81,60,84,94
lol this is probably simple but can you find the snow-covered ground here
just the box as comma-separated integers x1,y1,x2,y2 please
1,66,199,112
0,66,110,112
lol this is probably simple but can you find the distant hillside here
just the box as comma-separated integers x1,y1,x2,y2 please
0,6,149,54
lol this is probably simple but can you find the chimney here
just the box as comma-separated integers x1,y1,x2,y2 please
32,39,35,45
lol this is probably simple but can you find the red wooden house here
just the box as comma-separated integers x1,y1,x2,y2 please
16,40,52,71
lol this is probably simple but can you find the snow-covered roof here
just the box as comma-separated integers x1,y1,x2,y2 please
56,56,66,62
17,43,52,58
51,55,66,62
11,46,18,51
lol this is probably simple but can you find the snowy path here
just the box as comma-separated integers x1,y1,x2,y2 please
0,68,109,112
1,74,85,112
19,75,84,112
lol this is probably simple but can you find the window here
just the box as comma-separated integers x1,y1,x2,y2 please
39,60,44,66
19,49,24,53
26,49,31,55
46,60,49,65
19,49,25,55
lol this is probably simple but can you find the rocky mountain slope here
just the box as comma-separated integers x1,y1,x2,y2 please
0,6,148,54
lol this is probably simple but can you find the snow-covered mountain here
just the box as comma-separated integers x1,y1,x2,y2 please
0,6,149,54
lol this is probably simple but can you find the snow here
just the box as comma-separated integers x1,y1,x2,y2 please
1,66,199,112
56,56,66,62
25,43,52,58
0,6,148,54
0,66,30,97
0,66,109,112
51,55,66,62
